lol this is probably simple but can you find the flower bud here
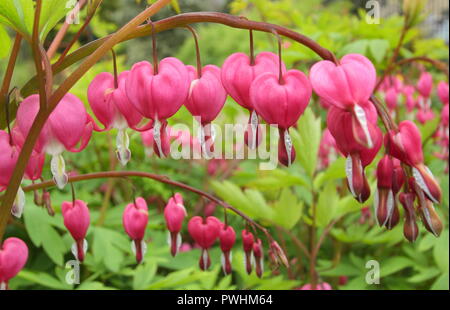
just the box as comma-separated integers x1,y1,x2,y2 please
123,197,149,263
219,224,236,275
253,239,264,278
62,200,90,262
164,193,187,257
399,193,418,242
241,229,255,274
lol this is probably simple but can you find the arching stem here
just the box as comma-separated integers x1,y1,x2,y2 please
111,48,119,89
271,29,284,84
185,25,202,78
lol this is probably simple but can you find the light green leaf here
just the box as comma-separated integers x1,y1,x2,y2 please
380,257,413,277
0,0,34,39
272,188,303,229
0,25,11,58
368,39,389,63
41,226,67,266
433,230,449,272
315,181,339,227
18,270,69,289
291,108,321,177
133,261,158,289
431,272,449,290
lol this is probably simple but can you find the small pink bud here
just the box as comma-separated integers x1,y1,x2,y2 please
188,216,221,270
300,282,332,290
164,193,187,257
62,200,90,262
123,197,149,263
253,239,264,278
0,237,28,290
241,229,255,274
417,72,433,98
219,224,236,275
437,81,449,105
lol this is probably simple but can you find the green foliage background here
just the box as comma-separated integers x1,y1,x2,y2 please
0,0,448,290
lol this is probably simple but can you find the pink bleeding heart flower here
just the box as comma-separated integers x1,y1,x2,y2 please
310,54,376,110
299,282,332,290
251,69,312,166
185,65,227,157
16,94,93,189
62,199,90,262
417,72,433,98
310,54,376,148
0,237,28,290
123,197,149,263
222,52,286,149
385,120,441,204
416,108,435,124
327,104,382,203
88,71,143,166
437,81,449,105
164,193,187,257
402,85,417,112
219,224,236,275
385,87,398,111
188,216,221,270
126,58,190,158
241,229,254,274
441,104,449,127
252,238,264,278
0,130,44,218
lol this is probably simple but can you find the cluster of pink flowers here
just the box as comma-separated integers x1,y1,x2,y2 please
309,55,444,240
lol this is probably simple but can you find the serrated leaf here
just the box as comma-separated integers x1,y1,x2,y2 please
315,181,339,227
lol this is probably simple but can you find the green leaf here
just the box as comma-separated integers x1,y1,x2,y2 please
380,257,413,277
0,0,34,39
338,39,369,57
41,226,67,266
368,39,389,63
431,272,449,290
291,108,321,177
17,270,69,289
92,227,127,272
315,181,339,227
433,230,449,272
0,25,11,58
170,0,181,14
133,261,158,289
272,188,303,229
0,0,70,41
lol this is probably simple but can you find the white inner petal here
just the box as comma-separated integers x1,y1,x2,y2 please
345,156,356,198
373,189,380,226
412,167,438,204
12,185,26,218
250,110,259,150
116,128,131,166
51,154,68,189
383,190,395,227
354,104,373,148
284,130,293,166
153,118,164,158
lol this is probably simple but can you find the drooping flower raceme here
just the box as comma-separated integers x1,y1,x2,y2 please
123,197,149,263
16,94,93,189
327,105,382,203
437,81,449,105
0,237,28,290
88,71,143,166
222,52,286,149
164,193,187,257
62,199,91,262
385,120,442,204
185,65,227,158
251,69,312,166
126,58,190,158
